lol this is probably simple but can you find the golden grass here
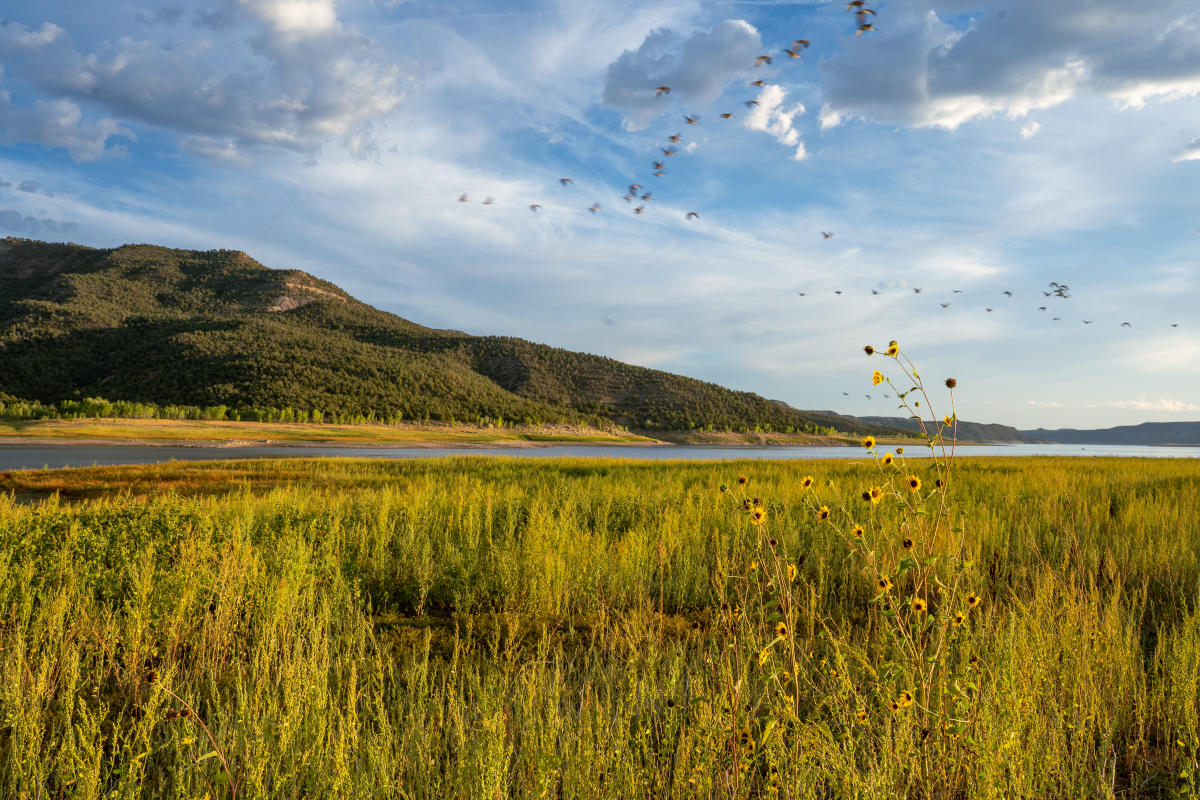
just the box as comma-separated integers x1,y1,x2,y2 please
1,455,1199,798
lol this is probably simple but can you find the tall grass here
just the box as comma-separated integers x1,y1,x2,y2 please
1,454,1198,797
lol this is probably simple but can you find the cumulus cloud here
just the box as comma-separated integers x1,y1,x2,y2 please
743,84,807,160
0,209,78,237
1020,121,1041,139
1175,136,1200,161
602,19,763,130
0,5,409,160
819,0,1200,130
1096,398,1200,412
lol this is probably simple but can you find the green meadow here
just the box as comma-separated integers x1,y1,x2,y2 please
2,455,1199,799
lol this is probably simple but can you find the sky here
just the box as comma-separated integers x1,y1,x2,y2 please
1,0,1199,430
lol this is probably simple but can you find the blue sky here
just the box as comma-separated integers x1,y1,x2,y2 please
1,0,1198,429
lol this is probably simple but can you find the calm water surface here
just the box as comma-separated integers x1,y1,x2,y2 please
1,443,1199,471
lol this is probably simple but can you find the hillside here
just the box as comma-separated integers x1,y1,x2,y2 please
856,415,1034,444
1022,421,1200,446
0,237,899,435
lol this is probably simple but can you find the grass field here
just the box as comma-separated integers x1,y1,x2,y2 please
2,455,1199,798
0,417,656,446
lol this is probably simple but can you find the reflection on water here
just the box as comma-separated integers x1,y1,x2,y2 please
0,442,1198,471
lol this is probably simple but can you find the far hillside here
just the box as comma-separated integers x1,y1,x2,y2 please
0,237,903,437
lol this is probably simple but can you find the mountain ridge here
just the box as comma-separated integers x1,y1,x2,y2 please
0,237,900,436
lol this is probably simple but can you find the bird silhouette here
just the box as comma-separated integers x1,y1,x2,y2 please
629,184,642,194
623,194,635,202
686,211,699,220
842,392,850,396
1083,320,1093,325
653,161,665,170
821,231,834,239
654,171,666,177
755,55,773,66
668,134,682,143
856,23,875,36
482,197,495,205
871,289,880,295
913,288,922,294
834,290,843,295
640,192,652,201
1172,323,1179,327
655,86,671,97
940,303,950,308
783,48,803,59
1053,317,1062,321
529,204,541,212
1038,306,1046,311
589,203,601,214
560,178,574,185
798,292,807,296
985,308,993,312
745,100,760,107
720,112,735,119
793,39,811,50
458,193,469,202
865,394,872,400
684,115,700,125
847,1,865,8
952,289,962,293
1003,290,1013,297
1121,322,1131,327
634,206,645,215
661,147,678,156
750,80,767,87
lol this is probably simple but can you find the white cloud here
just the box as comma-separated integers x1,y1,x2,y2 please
818,0,1200,131
1101,398,1200,412
1175,136,1200,161
1020,121,1041,139
601,19,762,130
743,84,807,160
0,8,407,160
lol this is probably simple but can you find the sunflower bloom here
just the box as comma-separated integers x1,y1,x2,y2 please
966,593,981,608
907,476,922,492
869,486,883,503
817,505,831,521
861,435,876,449
751,507,767,524
775,622,788,637
896,447,904,455
800,475,814,489
952,612,966,627
912,597,926,613
787,563,798,583
872,370,884,386
851,524,864,540
758,648,771,666
899,690,914,707
877,576,893,592
882,452,894,466
886,341,899,357
943,414,954,426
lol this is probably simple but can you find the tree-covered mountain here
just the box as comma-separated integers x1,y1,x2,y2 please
0,237,899,435
855,415,1035,444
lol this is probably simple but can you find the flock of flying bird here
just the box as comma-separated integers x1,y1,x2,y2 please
454,2,1182,368
456,3,880,221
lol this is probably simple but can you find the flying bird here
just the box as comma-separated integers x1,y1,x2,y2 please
940,303,950,308
1038,306,1046,311
640,192,653,201
857,23,876,36
589,203,601,214
1082,320,1093,325
686,211,699,220
821,231,834,238
985,307,993,312
629,184,642,193
1003,290,1013,297
750,80,767,87
529,204,541,212
913,288,922,294
745,100,760,107
684,115,700,125
1172,323,1179,327
1053,317,1062,321
871,289,880,295
560,178,574,185
623,194,635,202
655,86,671,97
634,206,645,215
793,39,811,50
857,7,876,17
482,197,495,205
842,392,850,396
720,112,735,119
952,289,963,293
783,48,803,59
654,171,666,177
834,290,843,295
668,134,682,143
458,193,469,202
1121,322,1131,327
798,292,807,296
755,55,773,66
653,161,665,170
847,0,865,7
661,147,678,156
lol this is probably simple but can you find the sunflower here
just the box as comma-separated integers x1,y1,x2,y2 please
751,507,767,525
952,612,966,627
817,505,831,521
877,576,893,592
890,700,902,713
787,562,798,582
869,486,883,503
907,476,922,492
851,524,864,540
864,345,875,356
896,447,904,455
872,370,884,386
856,708,868,723
737,475,748,485
911,597,926,613
902,537,914,550
801,475,814,489
882,452,894,466
899,690,914,707
944,414,954,426
861,435,876,449
966,593,981,608
758,648,771,666
886,341,900,357
776,622,788,637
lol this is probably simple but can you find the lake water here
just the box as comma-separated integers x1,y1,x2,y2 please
1,443,1199,471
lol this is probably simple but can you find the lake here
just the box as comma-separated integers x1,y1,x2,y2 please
1,442,1199,471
